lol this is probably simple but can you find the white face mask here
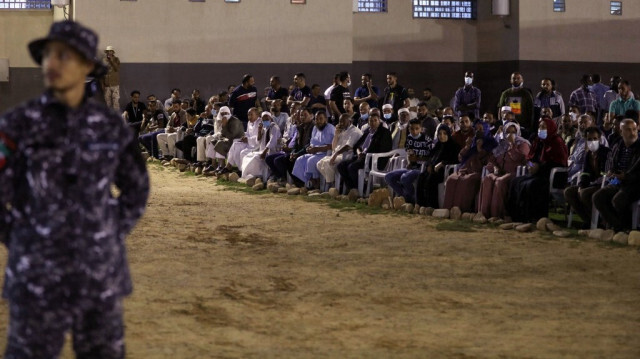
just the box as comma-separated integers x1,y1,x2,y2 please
211,110,217,117
464,77,473,86
347,80,351,87
587,140,600,152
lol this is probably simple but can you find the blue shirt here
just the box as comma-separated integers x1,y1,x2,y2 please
354,85,380,108
229,85,258,123
310,123,335,155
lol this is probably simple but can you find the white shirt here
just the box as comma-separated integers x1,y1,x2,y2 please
334,125,363,153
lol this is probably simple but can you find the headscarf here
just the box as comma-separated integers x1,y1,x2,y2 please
493,122,530,157
528,116,568,165
461,121,498,164
214,106,231,134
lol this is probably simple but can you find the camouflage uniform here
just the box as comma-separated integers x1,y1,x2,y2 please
0,90,149,358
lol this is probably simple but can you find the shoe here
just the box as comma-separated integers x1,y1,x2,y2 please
218,167,231,175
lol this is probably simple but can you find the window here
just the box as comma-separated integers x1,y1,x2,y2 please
553,0,565,12
412,1,477,20
610,1,622,15
0,0,51,9
356,0,387,13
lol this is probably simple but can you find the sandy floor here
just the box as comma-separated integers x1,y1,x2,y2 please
0,165,639,358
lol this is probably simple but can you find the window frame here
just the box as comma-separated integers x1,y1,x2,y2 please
412,0,477,20
553,0,566,13
355,0,387,13
610,1,622,16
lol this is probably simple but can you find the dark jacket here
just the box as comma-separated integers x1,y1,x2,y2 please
0,91,149,303
605,138,640,190
353,125,393,168
578,146,609,188
213,116,244,156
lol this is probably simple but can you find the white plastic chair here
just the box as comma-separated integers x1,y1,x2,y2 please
366,149,408,197
437,164,459,208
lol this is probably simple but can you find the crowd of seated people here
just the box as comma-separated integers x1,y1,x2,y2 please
123,71,640,232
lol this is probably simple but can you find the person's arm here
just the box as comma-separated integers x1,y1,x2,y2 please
329,101,341,118
114,125,150,238
108,56,120,72
0,116,18,245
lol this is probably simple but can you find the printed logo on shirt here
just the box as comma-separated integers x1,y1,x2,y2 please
0,132,16,171
237,92,257,102
508,97,522,115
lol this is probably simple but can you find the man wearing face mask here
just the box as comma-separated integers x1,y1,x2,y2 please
454,71,481,120
569,74,599,115
381,104,396,124
564,127,609,228
567,114,608,178
498,72,535,131
329,71,352,123
357,102,370,129
593,119,640,231
534,78,565,122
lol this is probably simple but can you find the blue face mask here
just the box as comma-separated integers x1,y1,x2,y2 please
538,129,548,139
383,113,392,120
360,114,369,121
262,120,271,127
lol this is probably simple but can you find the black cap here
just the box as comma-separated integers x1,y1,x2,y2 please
28,20,107,77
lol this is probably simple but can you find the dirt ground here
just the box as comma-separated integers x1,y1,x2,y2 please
0,165,639,358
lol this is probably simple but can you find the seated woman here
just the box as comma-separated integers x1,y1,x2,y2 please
416,125,460,208
443,121,498,212
506,115,568,222
563,126,609,228
477,122,531,218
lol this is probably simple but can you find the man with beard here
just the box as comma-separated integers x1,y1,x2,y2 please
498,72,534,131
534,78,565,121
229,74,259,130
292,111,335,189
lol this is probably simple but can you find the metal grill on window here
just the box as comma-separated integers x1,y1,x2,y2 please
357,0,387,13
0,0,51,9
553,0,565,12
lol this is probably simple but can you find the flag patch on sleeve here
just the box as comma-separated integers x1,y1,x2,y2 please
0,132,16,170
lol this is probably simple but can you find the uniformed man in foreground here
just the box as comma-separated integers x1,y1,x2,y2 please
0,21,149,358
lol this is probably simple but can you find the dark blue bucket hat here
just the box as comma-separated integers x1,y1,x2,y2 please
28,20,107,77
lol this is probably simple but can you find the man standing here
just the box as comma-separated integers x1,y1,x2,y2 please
453,71,481,120
287,73,311,109
533,78,565,121
329,71,351,122
422,88,443,117
498,72,534,131
101,45,120,110
381,72,409,115
265,76,289,113
353,73,380,109
0,21,149,358
569,74,599,115
229,74,259,130
609,80,640,117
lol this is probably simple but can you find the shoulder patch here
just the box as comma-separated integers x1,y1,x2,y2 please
0,132,16,170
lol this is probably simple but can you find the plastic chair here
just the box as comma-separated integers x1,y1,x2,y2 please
437,164,458,208
366,149,408,197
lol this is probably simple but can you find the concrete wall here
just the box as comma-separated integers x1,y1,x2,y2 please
74,0,353,64
0,10,52,111
352,0,477,62
519,0,640,63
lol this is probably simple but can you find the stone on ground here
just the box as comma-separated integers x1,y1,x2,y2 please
473,212,487,224
461,212,473,221
328,188,340,199
267,183,279,193
553,230,571,238
515,223,533,232
536,218,553,232
425,207,435,216
252,183,264,191
277,187,288,194
300,187,308,195
432,209,450,219
588,228,604,240
600,229,615,242
613,232,629,245
449,207,462,220
627,231,640,246
546,222,562,232
403,203,414,213
321,192,332,199
347,189,359,202
308,193,322,198
413,205,421,215
499,223,516,230
228,172,240,182
287,188,300,195
368,188,390,208
488,217,500,224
